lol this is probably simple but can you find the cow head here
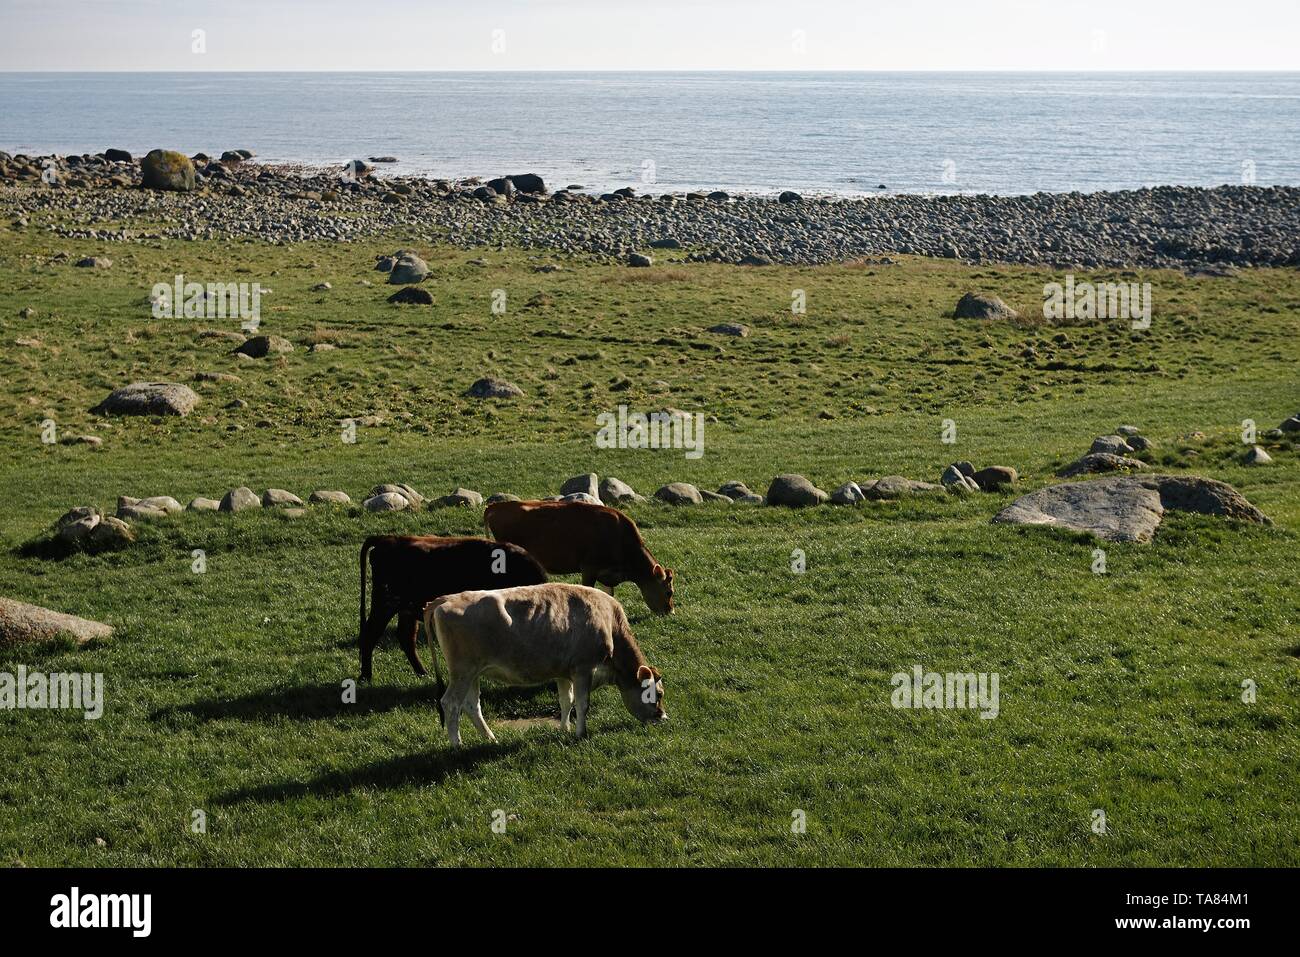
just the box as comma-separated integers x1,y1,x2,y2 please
620,664,667,724
638,563,676,615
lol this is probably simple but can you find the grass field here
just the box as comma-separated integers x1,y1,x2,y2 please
1,219,1298,866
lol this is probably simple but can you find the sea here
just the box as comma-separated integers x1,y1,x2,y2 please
1,71,1297,196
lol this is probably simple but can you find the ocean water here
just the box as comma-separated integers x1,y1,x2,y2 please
1,71,1298,196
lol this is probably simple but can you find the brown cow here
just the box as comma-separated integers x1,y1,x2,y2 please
358,535,547,681
483,499,675,614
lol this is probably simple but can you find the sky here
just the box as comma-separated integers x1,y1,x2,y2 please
2,0,1298,71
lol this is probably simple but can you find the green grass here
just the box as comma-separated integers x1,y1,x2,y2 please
1,218,1298,866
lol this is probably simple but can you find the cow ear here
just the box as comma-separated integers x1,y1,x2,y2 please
652,563,665,579
637,665,654,681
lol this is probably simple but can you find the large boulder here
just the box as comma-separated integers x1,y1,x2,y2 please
363,492,410,512
466,377,524,399
992,474,1269,543
309,490,351,505
262,489,304,508
92,382,199,417
831,482,865,505
953,292,1017,321
766,474,828,507
972,466,1018,491
141,149,196,191
1090,435,1135,456
0,597,112,646
508,173,546,194
388,253,430,285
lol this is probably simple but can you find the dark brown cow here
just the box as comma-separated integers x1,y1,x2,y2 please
358,535,547,680
483,500,675,615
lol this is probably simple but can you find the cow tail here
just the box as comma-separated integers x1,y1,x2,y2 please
424,598,450,726
359,536,375,644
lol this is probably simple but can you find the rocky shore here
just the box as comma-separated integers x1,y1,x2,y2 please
3,149,1299,270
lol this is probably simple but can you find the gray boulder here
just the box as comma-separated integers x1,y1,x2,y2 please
863,476,942,500
598,477,644,504
140,149,196,191
363,492,410,512
388,253,430,284
717,481,755,500
308,490,351,505
1090,435,1134,456
560,473,599,499
92,382,199,417
992,474,1269,543
219,486,261,512
234,335,293,358
187,497,220,511
466,377,524,399
766,474,828,507
432,487,484,508
563,492,603,505
1243,445,1273,466
831,482,865,505
953,293,1017,321
972,466,1018,490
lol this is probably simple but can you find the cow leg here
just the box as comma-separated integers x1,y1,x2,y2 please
359,599,396,682
466,681,496,743
573,672,592,739
556,678,574,730
442,676,471,748
396,607,428,677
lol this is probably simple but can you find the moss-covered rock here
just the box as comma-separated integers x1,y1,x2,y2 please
141,149,196,191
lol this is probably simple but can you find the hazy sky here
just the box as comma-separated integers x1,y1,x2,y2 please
3,0,1298,71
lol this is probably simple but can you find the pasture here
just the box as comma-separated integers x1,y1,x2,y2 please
1,222,1298,866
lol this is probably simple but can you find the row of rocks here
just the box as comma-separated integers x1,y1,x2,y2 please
7,149,1299,269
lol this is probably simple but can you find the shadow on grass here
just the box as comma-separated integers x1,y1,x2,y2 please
150,680,555,724
214,740,524,805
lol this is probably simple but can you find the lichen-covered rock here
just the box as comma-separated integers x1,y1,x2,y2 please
141,149,196,191
466,377,524,399
219,486,261,512
953,292,1017,321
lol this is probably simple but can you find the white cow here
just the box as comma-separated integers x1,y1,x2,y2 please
423,583,667,746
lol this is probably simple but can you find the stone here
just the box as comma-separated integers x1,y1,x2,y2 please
187,497,220,511
466,377,524,399
972,466,1018,490
387,286,433,305
308,490,351,505
234,335,293,358
1278,415,1300,433
135,495,182,515
140,149,196,191
766,474,828,507
699,490,732,503
735,494,765,505
363,492,410,512
1057,453,1148,478
0,597,112,646
74,256,111,268
563,492,603,505
388,253,429,284
628,253,653,267
946,474,980,495
92,382,199,417
598,477,644,504
953,292,1017,321
953,461,976,478
778,191,803,204
707,323,749,337
655,482,703,505
863,476,943,500
59,434,102,448
831,482,865,504
992,474,1269,543
371,484,422,508
56,508,101,545
716,481,755,500
1116,425,1141,436
432,487,484,508
1128,435,1154,452
195,371,241,383
1243,445,1272,465
219,486,261,512
486,493,521,504
560,473,599,499
262,488,304,508
1090,434,1134,455
940,464,967,486
88,516,134,549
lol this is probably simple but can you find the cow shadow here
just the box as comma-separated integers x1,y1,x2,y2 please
151,680,556,725
213,740,524,805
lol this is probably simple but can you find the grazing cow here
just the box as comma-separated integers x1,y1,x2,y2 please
483,499,676,614
423,583,666,745
358,535,547,681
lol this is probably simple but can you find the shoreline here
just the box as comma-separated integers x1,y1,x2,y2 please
3,149,1299,270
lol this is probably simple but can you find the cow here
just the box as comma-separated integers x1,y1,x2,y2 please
358,535,547,681
483,499,676,615
423,583,666,746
